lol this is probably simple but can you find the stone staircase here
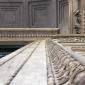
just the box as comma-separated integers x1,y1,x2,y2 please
0,39,85,85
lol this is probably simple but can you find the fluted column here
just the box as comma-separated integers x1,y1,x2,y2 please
80,0,85,34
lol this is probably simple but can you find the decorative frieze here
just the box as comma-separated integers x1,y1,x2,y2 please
0,28,59,41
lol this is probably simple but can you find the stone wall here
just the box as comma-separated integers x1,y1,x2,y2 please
0,0,57,28
58,0,69,34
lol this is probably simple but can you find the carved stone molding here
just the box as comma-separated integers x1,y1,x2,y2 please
53,34,85,43
46,39,85,85
0,28,59,41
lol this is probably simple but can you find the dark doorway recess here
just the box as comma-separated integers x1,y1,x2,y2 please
0,45,23,58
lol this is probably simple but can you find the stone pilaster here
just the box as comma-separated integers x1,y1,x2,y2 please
80,0,85,34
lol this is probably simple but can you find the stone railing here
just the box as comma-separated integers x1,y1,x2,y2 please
46,39,85,85
0,28,59,41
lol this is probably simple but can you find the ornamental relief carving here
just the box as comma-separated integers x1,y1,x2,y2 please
46,39,85,85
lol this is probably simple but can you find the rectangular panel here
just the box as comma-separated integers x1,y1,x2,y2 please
28,1,50,28
0,2,23,27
